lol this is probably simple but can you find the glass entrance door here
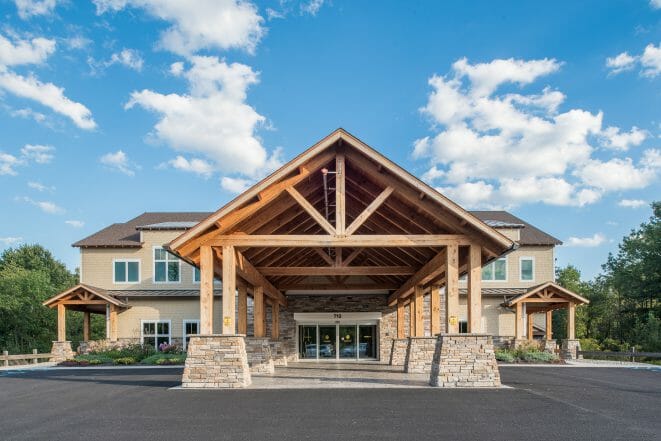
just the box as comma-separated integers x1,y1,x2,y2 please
339,325,357,359
318,326,337,359
358,325,377,359
299,325,317,359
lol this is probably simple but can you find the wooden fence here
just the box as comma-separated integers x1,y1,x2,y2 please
1,350,52,367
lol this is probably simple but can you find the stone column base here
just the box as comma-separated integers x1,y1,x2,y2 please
560,339,582,360
389,339,408,366
50,341,75,362
542,339,558,354
245,337,275,374
430,334,501,388
404,337,437,374
269,340,288,367
181,335,251,389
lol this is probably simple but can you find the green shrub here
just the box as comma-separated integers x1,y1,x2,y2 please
114,357,136,365
74,354,114,364
520,351,557,363
140,353,186,365
495,349,516,363
579,338,601,352
88,359,105,365
89,344,156,362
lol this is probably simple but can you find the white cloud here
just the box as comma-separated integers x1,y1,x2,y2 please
65,220,85,228
0,237,23,246
16,196,65,214
93,0,265,56
20,144,54,163
606,43,661,78
14,0,58,19
618,199,646,208
107,48,144,71
0,34,55,66
414,57,659,209
0,152,21,175
564,233,606,247
301,0,324,16
600,126,647,150
10,107,47,123
126,56,279,179
165,155,214,177
28,181,54,192
652,0,661,9
64,35,92,50
642,148,661,168
221,176,253,193
100,150,139,176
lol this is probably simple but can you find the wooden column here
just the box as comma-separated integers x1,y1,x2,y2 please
335,152,345,234
57,303,66,341
109,304,118,342
467,244,482,333
545,310,553,340
397,297,405,338
237,284,248,335
567,302,576,340
83,311,90,342
445,244,459,333
222,245,237,335
254,285,265,337
515,302,523,340
414,285,424,337
272,302,280,339
409,302,415,337
527,313,533,341
430,285,441,336
199,245,214,335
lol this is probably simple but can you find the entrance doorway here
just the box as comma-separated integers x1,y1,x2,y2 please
297,323,378,361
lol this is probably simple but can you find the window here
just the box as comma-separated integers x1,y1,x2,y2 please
183,320,200,349
482,257,507,281
458,321,468,333
520,257,534,281
113,260,139,283
141,320,170,350
193,267,200,283
154,247,180,283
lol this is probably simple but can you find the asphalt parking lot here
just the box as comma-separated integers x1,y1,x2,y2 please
0,366,659,440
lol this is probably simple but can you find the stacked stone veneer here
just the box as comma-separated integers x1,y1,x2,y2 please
560,339,582,360
404,337,437,373
542,339,558,354
269,340,288,366
389,339,408,366
430,334,501,388
49,341,75,362
245,337,274,374
181,335,251,389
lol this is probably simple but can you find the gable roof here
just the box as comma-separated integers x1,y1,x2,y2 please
73,212,210,248
42,283,129,308
470,211,562,246
503,281,589,306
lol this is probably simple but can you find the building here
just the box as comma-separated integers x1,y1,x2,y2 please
44,129,588,387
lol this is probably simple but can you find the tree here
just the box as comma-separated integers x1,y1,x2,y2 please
553,265,589,339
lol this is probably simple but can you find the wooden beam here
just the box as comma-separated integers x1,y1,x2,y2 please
387,248,448,306
445,244,459,333
83,311,90,342
336,152,346,234
345,186,394,235
199,245,214,335
254,286,265,337
515,302,523,340
272,302,280,339
286,187,336,234
209,234,468,248
221,245,236,335
518,298,570,303
234,250,286,306
546,310,553,340
57,304,66,341
342,248,364,267
467,244,482,333
278,283,398,291
313,248,335,266
414,285,424,337
397,297,405,339
527,313,534,340
567,302,576,340
256,266,416,276
409,302,415,338
430,284,441,335
60,300,110,305
109,304,118,342
238,284,248,335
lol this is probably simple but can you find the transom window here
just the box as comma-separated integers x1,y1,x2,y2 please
154,247,180,283
141,320,170,350
520,257,534,281
113,260,139,283
482,257,507,281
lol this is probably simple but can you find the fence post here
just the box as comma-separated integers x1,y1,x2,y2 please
631,347,636,363
2,350,7,367
33,349,38,364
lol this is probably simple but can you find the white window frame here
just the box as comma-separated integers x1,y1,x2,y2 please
192,266,200,284
153,246,181,284
482,257,508,282
519,256,535,282
183,319,200,349
140,319,172,350
112,259,141,284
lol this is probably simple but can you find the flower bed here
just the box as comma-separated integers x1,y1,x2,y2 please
495,345,561,364
58,343,186,366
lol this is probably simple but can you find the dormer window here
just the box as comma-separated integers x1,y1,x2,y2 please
154,247,180,283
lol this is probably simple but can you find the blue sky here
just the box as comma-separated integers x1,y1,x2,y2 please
0,0,659,280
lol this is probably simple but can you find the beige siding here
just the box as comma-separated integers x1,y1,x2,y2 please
460,245,555,289
458,297,515,337
80,230,204,290
497,228,520,242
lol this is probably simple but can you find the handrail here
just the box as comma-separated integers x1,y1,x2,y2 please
1,350,53,367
